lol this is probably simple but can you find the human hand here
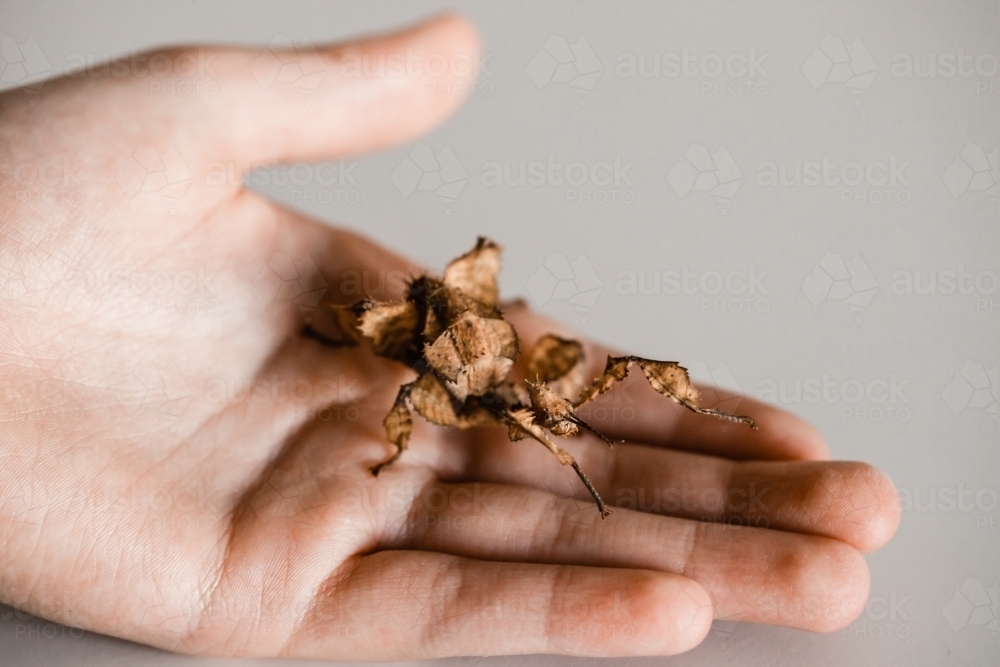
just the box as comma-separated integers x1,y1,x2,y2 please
0,14,900,659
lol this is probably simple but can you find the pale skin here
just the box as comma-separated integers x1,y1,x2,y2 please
0,14,901,659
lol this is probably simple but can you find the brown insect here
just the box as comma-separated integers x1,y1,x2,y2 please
308,238,756,517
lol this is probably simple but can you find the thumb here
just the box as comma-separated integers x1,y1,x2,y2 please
196,13,480,166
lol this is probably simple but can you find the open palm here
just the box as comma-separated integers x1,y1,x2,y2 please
0,15,900,660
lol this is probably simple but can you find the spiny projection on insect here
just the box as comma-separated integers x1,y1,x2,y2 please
308,237,756,517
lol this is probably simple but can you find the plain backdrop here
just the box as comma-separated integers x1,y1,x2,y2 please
1,1,998,666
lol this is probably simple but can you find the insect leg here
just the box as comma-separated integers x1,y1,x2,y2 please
371,383,414,476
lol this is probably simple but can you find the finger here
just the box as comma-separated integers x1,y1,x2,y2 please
504,303,831,461
287,550,712,659
201,13,480,165
458,434,900,552
395,483,871,632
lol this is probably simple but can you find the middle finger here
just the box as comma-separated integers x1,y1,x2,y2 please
452,433,899,553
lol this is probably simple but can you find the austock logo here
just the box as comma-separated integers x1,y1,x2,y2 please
667,143,743,214
249,468,325,522
1,601,87,640
392,142,468,213
115,144,193,210
802,34,878,106
710,619,740,649
615,47,770,97
113,360,193,428
842,591,912,640
616,266,771,315
891,49,1000,95
479,156,635,205
756,156,911,206
943,144,998,204
250,36,327,92
0,34,51,88
756,373,910,422
802,252,878,322
942,361,997,420
943,578,998,637
527,34,602,103
526,251,603,321
251,252,328,316
686,361,746,416
3,156,86,206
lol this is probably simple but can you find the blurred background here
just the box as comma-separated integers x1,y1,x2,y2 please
0,1,997,665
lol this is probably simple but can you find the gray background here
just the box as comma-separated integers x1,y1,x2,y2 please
1,1,998,665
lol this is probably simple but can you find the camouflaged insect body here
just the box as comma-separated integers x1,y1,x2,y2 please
315,238,755,517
